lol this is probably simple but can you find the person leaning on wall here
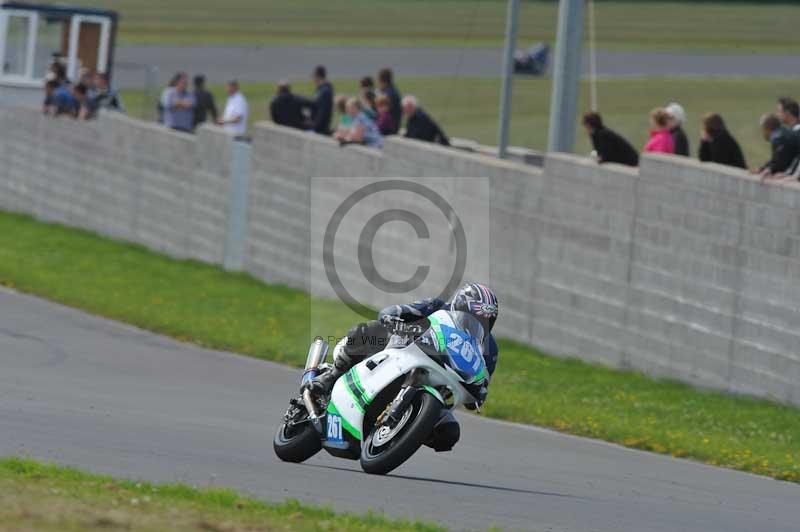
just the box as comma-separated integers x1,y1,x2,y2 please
756,113,800,179
698,113,747,170
643,108,675,155
665,102,690,157
581,112,639,167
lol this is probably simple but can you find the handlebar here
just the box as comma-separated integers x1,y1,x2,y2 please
383,316,427,344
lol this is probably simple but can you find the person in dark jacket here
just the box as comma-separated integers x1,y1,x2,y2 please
402,95,449,146
666,102,690,157
757,113,800,177
270,81,313,130
698,113,746,169
193,75,217,127
310,65,334,134
581,112,639,167
378,67,402,135
777,97,800,137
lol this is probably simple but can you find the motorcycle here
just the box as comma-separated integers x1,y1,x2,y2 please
273,309,488,475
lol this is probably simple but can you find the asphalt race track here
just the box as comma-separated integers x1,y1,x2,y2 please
1,288,798,531
113,45,800,89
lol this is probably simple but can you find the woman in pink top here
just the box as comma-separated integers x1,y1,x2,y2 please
643,108,675,154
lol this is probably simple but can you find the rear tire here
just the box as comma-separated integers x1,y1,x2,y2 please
360,392,440,475
273,421,322,463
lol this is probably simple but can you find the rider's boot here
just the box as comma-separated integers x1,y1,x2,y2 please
425,409,460,452
306,320,388,397
306,339,354,397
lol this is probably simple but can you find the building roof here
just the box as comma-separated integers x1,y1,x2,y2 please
1,2,118,21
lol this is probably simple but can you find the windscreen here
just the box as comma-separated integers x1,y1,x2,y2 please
436,311,487,383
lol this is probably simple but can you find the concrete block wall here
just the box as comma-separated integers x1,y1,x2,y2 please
245,122,800,406
2,110,798,406
629,155,800,401
0,107,238,266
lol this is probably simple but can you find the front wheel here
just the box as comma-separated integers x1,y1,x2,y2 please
360,392,440,475
273,420,322,463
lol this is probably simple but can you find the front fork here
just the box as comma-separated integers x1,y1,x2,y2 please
378,369,448,426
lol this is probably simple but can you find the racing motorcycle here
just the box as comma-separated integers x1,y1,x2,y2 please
273,309,488,475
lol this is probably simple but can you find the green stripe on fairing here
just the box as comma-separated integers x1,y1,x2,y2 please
422,385,445,404
350,368,371,404
343,373,366,413
470,368,487,383
326,400,362,440
427,315,447,352
341,416,362,440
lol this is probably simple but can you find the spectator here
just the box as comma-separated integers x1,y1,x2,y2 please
270,81,313,130
217,80,248,136
643,107,675,154
375,94,396,136
777,97,800,136
362,90,378,121
193,74,217,126
162,72,195,132
698,113,746,169
699,113,747,168
49,60,69,85
665,102,690,156
77,67,94,89
757,113,800,177
310,65,334,134
43,79,77,116
72,83,91,120
334,94,352,134
581,112,639,167
334,97,383,149
158,73,180,123
360,76,378,120
403,95,449,146
89,72,124,115
377,67,402,135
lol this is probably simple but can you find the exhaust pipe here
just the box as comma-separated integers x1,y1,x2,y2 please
301,337,329,421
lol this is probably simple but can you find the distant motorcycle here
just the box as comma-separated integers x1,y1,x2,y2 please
273,309,488,475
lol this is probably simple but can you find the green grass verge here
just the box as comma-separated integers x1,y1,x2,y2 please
0,210,799,484
80,0,798,52
122,77,796,168
0,457,441,531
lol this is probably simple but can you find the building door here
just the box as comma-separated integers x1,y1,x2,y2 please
66,14,110,81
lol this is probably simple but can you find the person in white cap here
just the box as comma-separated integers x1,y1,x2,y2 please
665,102,689,157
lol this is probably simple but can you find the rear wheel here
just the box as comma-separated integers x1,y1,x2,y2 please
273,407,322,463
360,392,440,475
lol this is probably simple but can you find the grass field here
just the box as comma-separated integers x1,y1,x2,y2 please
80,0,800,52
0,457,441,531
122,76,795,166
1,210,799,484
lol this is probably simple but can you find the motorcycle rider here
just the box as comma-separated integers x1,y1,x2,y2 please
307,282,499,451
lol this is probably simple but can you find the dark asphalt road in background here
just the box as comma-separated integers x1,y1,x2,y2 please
1,287,798,531
114,45,800,89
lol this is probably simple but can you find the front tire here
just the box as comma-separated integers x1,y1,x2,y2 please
273,421,322,463
360,392,440,475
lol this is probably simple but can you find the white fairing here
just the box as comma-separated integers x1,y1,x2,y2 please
329,310,480,441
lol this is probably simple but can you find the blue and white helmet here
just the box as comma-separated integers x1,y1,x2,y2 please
450,282,499,336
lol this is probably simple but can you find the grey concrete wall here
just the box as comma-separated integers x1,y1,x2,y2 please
1,110,798,406
0,107,237,266
245,122,800,406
